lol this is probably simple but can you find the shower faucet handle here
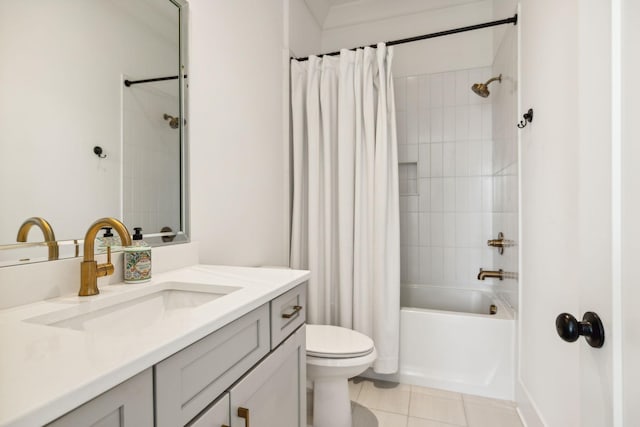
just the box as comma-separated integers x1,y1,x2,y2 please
487,232,514,255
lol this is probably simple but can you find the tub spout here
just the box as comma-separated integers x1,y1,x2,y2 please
477,268,504,281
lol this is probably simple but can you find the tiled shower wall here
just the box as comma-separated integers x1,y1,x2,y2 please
396,67,495,287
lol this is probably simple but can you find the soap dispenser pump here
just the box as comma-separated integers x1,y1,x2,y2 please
123,227,151,283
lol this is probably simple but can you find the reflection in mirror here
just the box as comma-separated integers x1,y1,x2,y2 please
0,0,188,266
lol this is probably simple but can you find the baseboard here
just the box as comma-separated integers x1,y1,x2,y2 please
516,380,546,427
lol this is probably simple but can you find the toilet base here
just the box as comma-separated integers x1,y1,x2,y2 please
312,377,351,427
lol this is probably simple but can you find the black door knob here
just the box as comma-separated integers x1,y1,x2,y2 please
555,311,605,348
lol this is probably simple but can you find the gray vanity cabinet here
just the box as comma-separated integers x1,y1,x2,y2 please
188,393,230,427
229,325,306,427
155,305,271,427
46,368,153,427
45,283,307,427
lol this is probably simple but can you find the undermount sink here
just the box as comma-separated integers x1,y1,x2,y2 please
26,281,240,333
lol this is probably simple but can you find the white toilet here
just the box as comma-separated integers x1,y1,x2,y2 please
306,324,377,427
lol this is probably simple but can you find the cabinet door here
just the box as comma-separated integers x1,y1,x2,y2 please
230,325,306,427
188,393,230,427
46,369,153,427
155,304,270,427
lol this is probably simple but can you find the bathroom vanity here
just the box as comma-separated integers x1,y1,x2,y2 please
0,265,309,427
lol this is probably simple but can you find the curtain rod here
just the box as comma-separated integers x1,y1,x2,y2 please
124,75,188,87
293,14,517,62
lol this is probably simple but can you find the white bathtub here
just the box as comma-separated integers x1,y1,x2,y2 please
399,285,514,399
364,284,515,400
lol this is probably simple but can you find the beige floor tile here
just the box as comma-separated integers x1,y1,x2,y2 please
411,385,463,401
408,417,464,427
357,380,411,415
462,394,516,409
371,409,409,427
409,393,467,426
349,379,364,401
464,402,523,427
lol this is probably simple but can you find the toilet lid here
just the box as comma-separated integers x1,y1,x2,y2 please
306,325,374,358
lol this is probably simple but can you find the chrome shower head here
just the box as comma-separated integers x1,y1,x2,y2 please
471,74,502,98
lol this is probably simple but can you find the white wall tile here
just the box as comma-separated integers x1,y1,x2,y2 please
444,247,456,282
455,141,469,177
418,75,430,111
407,109,419,145
455,69,469,105
419,213,430,246
431,248,444,282
396,112,407,145
419,178,430,212
469,104,483,140
397,65,496,289
455,178,470,212
443,213,456,247
430,178,444,212
481,139,493,175
419,109,430,143
430,107,443,142
443,106,456,142
418,144,430,177
430,212,444,247
443,178,456,212
482,103,492,140
468,141,482,176
442,72,456,107
468,177,482,212
395,77,407,112
443,142,456,177
419,247,431,284
406,246,419,283
482,177,493,212
407,213,419,246
430,143,443,177
455,105,469,140
455,213,470,247
455,247,470,283
429,73,443,107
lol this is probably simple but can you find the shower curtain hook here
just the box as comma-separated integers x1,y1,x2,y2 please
517,108,534,128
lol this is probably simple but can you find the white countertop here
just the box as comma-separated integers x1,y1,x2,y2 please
0,264,309,427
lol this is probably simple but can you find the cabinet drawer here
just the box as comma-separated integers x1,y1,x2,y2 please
187,393,230,427
155,304,270,427
270,283,306,349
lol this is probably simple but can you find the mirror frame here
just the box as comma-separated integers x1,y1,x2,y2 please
0,0,190,267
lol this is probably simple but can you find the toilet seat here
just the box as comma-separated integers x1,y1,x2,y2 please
306,324,374,359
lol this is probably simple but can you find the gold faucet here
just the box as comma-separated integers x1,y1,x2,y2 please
16,217,59,261
477,268,504,280
80,218,132,296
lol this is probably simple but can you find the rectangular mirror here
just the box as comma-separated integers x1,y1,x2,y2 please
0,0,189,266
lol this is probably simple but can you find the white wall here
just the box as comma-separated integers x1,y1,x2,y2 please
321,1,494,77
622,1,640,424
289,0,322,57
188,0,289,267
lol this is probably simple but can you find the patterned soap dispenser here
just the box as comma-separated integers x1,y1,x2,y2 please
124,227,151,283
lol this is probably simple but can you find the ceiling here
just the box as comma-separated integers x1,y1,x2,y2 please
305,0,486,29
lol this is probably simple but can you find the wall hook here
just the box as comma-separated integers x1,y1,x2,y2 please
517,108,534,128
93,146,107,159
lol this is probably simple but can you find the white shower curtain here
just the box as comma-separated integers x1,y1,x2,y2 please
290,43,400,374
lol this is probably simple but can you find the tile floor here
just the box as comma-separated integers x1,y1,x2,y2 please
340,377,523,427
